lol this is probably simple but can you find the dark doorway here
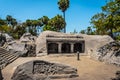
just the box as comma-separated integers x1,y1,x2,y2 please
47,43,58,54
62,43,71,53
74,43,83,53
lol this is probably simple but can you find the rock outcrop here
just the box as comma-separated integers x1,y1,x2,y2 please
36,31,113,56
25,44,36,57
0,33,15,46
91,41,120,66
11,60,78,80
0,33,36,57
20,33,36,44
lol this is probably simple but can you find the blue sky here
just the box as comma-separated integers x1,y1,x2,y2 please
0,0,106,33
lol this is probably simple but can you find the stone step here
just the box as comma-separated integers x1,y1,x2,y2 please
0,49,8,53
0,53,12,58
8,56,18,63
0,54,14,61
0,47,19,69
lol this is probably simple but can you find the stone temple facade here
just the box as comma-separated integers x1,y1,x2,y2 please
46,35,85,54
36,31,113,56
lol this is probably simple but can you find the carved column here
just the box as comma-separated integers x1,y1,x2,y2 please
58,42,62,53
71,43,74,53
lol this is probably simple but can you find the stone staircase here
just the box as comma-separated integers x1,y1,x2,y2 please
0,48,19,69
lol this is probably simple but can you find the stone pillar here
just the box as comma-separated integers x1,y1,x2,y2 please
58,42,62,53
71,43,74,53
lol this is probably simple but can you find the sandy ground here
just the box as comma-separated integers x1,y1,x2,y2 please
2,54,120,80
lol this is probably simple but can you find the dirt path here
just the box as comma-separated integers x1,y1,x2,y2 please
2,55,120,80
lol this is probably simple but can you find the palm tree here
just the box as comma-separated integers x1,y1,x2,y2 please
58,0,69,33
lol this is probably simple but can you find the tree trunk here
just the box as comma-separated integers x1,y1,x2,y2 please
63,11,66,33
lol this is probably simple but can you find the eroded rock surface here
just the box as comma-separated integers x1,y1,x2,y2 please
92,41,120,66
20,33,36,44
11,60,78,80
0,33,15,46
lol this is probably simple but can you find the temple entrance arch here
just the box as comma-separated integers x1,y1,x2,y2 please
62,43,71,53
74,43,83,53
47,43,58,54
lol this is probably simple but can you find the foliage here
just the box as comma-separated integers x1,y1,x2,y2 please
43,25,56,31
91,13,107,35
58,0,69,12
41,16,49,25
43,15,65,32
0,18,6,26
25,19,42,36
6,15,17,28
80,26,95,35
12,25,26,39
0,25,11,33
0,14,66,38
115,35,120,41
87,0,120,39
80,30,86,34
80,0,120,38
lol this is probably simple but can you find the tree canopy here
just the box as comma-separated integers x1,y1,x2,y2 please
80,0,120,40
43,15,66,32
91,0,120,37
0,14,66,38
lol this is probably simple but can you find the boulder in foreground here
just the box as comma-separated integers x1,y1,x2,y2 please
11,60,78,80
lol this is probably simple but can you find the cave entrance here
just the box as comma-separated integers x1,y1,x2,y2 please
62,43,71,53
47,43,58,54
74,43,83,53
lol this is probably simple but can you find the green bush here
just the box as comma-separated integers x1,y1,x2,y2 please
115,36,120,41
